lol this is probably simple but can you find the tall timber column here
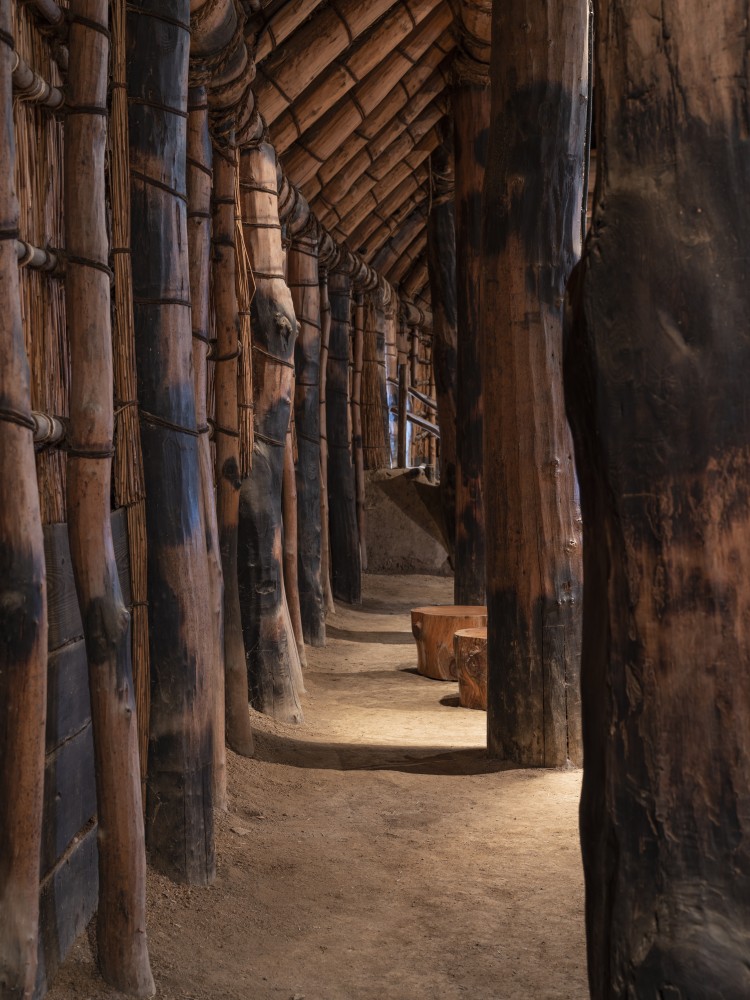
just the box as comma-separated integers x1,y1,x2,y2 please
481,0,586,767
565,0,750,992
452,35,490,603
237,139,303,723
288,228,326,646
127,0,215,885
427,123,458,557
327,264,361,603
0,3,48,992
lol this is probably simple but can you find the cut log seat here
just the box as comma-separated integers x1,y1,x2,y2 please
454,627,488,710
410,605,487,680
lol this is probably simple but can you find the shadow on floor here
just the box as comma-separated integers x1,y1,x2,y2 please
325,625,413,645
253,729,505,776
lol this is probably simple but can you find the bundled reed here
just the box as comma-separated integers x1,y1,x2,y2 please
282,13,453,191
318,264,335,615
12,0,67,525
110,0,150,789
361,294,390,470
269,0,440,155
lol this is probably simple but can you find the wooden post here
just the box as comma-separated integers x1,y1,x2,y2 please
318,265,336,616
127,0,215,884
327,267,362,604
187,89,227,811
0,4,48,992
453,76,489,604
66,2,154,992
565,0,750,989
237,141,303,723
211,146,255,758
352,293,368,570
482,0,585,769
397,363,408,468
288,234,326,645
282,419,307,668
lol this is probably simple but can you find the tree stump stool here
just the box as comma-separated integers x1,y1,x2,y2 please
454,627,488,710
410,606,487,680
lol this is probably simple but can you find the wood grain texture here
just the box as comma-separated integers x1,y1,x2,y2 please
237,141,303,724
453,83,488,605
411,606,487,681
0,2,49,991
454,627,487,710
326,269,361,604
481,0,586,768
289,237,326,646
128,0,215,886
565,0,750,991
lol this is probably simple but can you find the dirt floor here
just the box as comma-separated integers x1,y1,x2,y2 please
48,574,587,1000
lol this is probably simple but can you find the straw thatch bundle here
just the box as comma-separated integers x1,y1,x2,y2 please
269,0,440,155
283,16,453,192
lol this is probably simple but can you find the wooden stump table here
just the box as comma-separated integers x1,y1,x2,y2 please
454,627,488,710
411,606,487,680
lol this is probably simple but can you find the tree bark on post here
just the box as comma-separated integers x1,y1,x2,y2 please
481,0,586,767
327,267,362,604
427,125,458,556
288,234,326,645
66,2,154,991
0,4,48,993
453,78,489,604
565,0,750,991
127,0,215,885
237,140,303,723
211,146,255,758
187,89,227,812
282,419,307,669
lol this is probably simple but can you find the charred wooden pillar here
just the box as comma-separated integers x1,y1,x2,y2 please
282,415,307,670
211,146,255,758
66,1,154,990
237,141,303,723
318,257,336,615
352,293,367,569
0,5,48,993
327,266,361,604
481,0,586,767
127,0,215,884
427,125,458,558
288,232,326,645
565,0,750,991
187,90,226,811
453,71,489,603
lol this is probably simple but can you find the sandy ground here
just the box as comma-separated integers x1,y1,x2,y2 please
48,574,587,1000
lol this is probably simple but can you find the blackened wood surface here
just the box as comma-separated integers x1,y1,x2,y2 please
326,270,361,603
237,142,303,724
45,642,89,754
35,824,98,999
0,4,49,989
453,83,488,604
565,0,750,993
128,0,215,885
212,149,255,758
40,725,97,879
289,238,326,646
427,126,457,558
481,0,586,767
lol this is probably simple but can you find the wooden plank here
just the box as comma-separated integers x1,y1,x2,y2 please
35,824,99,999
111,506,132,608
43,523,83,652
40,723,97,878
45,640,90,754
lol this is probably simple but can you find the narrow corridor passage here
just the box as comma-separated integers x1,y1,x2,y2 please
49,575,586,1000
